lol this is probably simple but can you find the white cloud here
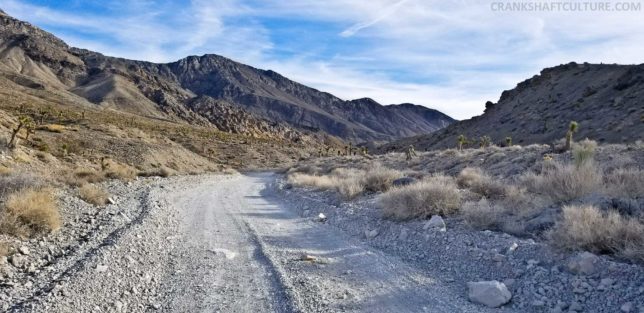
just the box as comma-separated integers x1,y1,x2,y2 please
2,0,644,120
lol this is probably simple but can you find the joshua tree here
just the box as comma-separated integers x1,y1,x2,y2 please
457,134,466,151
24,119,35,141
8,116,31,149
479,136,491,148
505,136,512,147
565,121,579,151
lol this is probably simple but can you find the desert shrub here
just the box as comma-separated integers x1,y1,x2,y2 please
138,166,173,178
287,173,335,190
64,169,105,187
104,162,137,181
0,172,40,200
79,184,109,206
522,160,602,202
462,198,507,230
0,166,12,176
362,165,401,193
379,175,461,220
1,188,60,237
457,167,507,199
572,139,597,168
603,168,644,198
336,177,365,199
549,205,644,262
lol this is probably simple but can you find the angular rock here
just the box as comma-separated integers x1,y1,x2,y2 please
423,215,446,232
567,252,599,275
317,213,327,222
365,229,378,239
9,255,24,268
18,246,30,255
467,280,512,308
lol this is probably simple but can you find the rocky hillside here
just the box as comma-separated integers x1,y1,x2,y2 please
378,62,644,152
0,10,454,143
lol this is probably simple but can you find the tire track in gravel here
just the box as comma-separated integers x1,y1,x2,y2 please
8,186,155,312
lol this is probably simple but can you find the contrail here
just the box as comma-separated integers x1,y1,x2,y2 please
340,0,410,37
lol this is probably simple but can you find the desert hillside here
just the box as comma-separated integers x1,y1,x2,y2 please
378,62,644,152
0,10,454,143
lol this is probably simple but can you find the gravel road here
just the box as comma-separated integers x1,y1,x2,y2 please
4,172,511,312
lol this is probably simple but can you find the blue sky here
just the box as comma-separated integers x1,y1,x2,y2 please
2,0,643,119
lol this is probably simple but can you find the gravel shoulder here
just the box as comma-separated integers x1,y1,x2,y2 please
1,172,641,312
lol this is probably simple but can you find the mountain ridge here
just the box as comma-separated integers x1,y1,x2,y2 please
0,10,454,143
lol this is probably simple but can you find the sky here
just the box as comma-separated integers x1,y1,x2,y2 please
1,0,643,119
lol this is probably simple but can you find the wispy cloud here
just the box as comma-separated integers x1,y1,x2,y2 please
2,0,644,119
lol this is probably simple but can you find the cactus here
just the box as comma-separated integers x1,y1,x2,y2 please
565,121,578,151
457,134,466,151
505,136,512,147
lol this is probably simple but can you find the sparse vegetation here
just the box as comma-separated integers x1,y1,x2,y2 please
457,167,507,200
565,121,578,151
79,184,110,206
549,205,644,262
522,159,602,202
379,175,461,220
1,188,60,237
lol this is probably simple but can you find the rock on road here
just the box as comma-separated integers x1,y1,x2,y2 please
20,173,504,312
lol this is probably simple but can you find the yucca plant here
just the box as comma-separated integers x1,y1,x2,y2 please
457,134,466,151
565,121,579,151
505,136,512,147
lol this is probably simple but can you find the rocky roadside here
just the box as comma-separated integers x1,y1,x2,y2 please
0,176,183,312
276,180,644,313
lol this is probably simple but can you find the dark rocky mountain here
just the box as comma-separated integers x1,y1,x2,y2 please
378,62,644,152
0,10,454,143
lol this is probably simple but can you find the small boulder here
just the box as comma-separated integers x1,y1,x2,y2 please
467,280,512,308
18,246,30,255
317,213,327,222
567,252,599,275
107,197,116,205
365,229,378,239
620,302,633,312
96,264,109,273
9,255,24,268
423,215,446,232
392,177,416,187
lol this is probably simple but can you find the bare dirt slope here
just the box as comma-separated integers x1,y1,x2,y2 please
4,173,507,312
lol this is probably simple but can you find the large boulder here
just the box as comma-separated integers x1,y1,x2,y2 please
467,280,512,308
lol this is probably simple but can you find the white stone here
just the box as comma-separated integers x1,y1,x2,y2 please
18,246,30,255
423,215,446,232
467,280,512,308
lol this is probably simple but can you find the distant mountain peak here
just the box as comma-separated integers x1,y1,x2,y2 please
0,11,455,143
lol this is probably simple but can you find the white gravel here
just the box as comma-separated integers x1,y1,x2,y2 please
1,172,642,312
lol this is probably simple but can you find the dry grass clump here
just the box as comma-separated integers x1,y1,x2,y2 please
0,242,8,257
79,184,109,206
138,166,173,178
0,166,12,176
287,173,336,190
522,160,602,202
0,188,60,237
104,162,137,181
64,168,105,187
572,139,597,168
379,175,461,220
462,198,507,230
362,165,402,193
549,205,644,262
457,167,507,199
603,168,644,198
0,172,40,200
38,124,65,133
